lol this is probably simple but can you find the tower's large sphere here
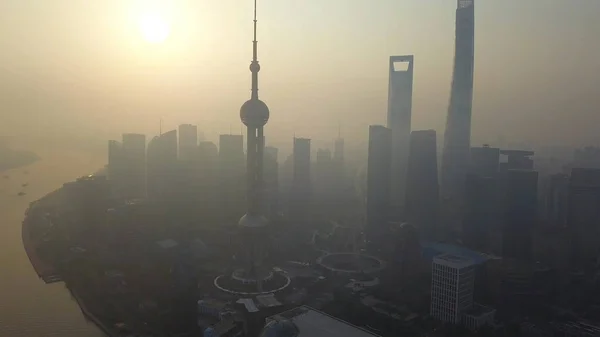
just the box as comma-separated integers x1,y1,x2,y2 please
240,99,269,127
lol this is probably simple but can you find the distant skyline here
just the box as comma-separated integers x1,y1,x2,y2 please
1,0,600,150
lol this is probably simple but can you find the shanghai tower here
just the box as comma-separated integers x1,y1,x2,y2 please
441,0,475,201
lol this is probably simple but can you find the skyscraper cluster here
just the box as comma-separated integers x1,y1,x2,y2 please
66,0,600,334
108,133,147,200
107,125,240,219
460,145,539,261
366,0,476,243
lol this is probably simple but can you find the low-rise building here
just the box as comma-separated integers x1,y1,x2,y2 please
261,305,381,337
462,303,495,331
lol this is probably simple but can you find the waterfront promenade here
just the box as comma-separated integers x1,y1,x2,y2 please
21,204,62,283
20,180,119,336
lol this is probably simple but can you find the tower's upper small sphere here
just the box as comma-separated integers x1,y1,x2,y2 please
240,99,269,127
250,62,261,73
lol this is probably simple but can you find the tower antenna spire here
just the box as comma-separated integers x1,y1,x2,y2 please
253,0,257,61
250,0,260,100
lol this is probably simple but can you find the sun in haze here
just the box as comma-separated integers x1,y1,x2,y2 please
138,12,170,43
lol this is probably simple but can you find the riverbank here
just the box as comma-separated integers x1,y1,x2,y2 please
2,149,105,337
69,287,117,337
21,188,114,337
21,201,62,283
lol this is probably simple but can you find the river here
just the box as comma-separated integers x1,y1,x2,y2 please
0,147,105,337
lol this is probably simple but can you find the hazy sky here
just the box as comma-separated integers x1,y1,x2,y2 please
1,0,599,152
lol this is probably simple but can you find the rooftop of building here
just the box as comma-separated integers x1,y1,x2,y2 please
422,242,491,265
360,296,419,322
255,293,283,308
570,168,600,186
458,0,474,9
198,298,229,309
294,137,311,143
262,306,380,337
464,303,496,317
500,149,534,156
433,254,475,268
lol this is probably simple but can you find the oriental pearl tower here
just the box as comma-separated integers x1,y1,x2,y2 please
214,0,290,295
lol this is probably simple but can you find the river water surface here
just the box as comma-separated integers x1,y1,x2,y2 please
0,148,105,337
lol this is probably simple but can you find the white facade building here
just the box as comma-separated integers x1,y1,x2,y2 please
430,254,475,324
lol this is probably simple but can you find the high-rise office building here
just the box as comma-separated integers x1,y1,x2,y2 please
568,168,600,267
219,134,245,220
107,140,124,197
387,55,414,209
316,148,332,164
331,137,346,204
463,173,496,250
264,146,279,217
219,134,244,174
315,148,334,200
197,129,206,143
386,223,422,288
405,130,439,239
441,0,475,201
147,130,178,202
503,169,538,261
573,146,600,169
108,140,122,177
431,254,475,324
291,137,311,225
470,145,500,177
366,125,392,245
280,153,294,196
190,140,220,212
333,137,344,163
499,150,534,172
293,138,311,187
198,141,219,181
121,133,146,199
543,173,569,227
178,124,198,161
